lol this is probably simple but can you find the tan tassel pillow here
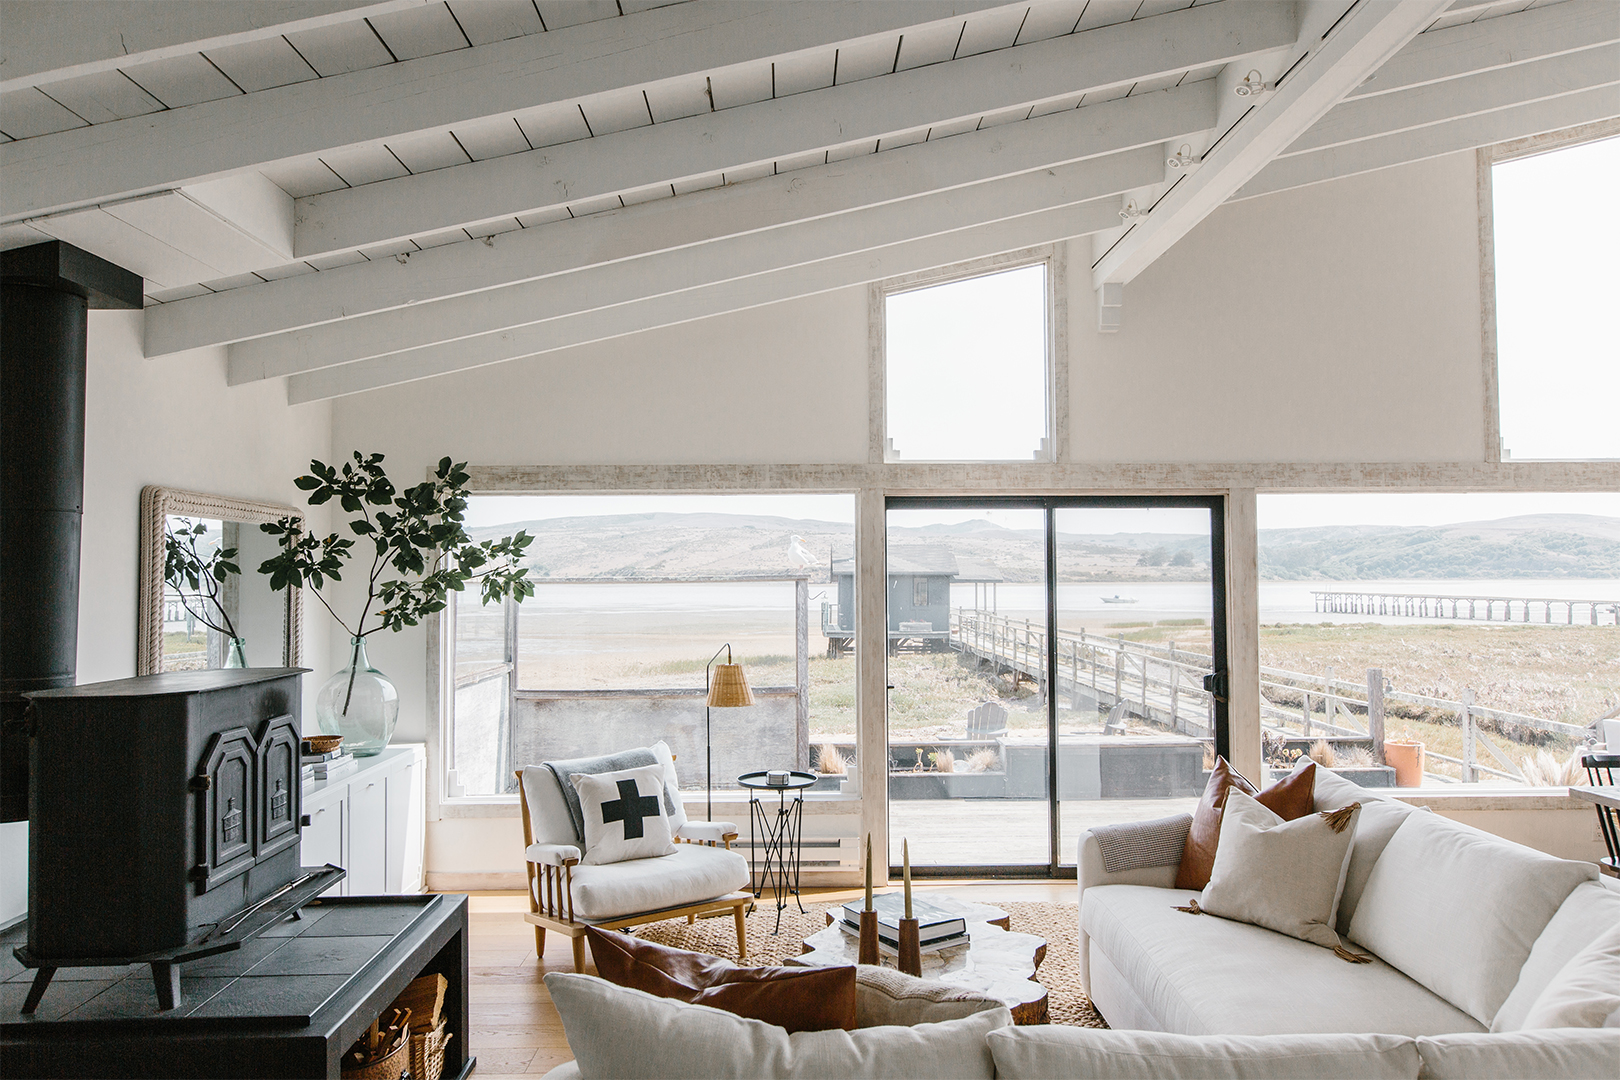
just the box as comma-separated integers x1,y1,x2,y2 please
1199,790,1362,951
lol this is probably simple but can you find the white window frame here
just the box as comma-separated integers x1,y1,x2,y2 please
870,245,1067,465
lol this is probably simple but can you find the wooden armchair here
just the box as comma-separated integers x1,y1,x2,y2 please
517,748,753,972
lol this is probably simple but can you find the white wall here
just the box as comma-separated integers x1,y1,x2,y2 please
0,307,333,925
1072,151,1486,463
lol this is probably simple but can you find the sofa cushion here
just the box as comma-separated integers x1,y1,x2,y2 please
1347,810,1597,1026
1521,921,1620,1030
852,966,1005,1028
544,972,1010,1079
584,926,856,1033
1303,764,1416,935
1200,791,1359,950
649,740,689,835
1081,884,1482,1036
1494,880,1620,1031
569,843,749,921
1176,759,1316,890
1414,1028,1620,1079
985,1027,1421,1080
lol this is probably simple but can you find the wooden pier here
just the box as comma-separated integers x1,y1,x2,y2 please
1312,590,1620,625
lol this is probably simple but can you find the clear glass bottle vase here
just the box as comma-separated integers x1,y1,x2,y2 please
316,636,399,757
224,637,248,668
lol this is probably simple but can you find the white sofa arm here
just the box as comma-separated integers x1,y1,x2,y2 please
1076,816,1189,996
677,820,739,845
526,842,583,866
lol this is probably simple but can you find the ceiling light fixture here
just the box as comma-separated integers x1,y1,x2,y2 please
1167,144,1203,171
1118,198,1149,224
1234,69,1275,99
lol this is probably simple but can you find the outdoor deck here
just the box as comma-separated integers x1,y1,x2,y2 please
888,796,1199,867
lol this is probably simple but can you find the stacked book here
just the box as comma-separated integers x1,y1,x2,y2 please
302,748,357,783
839,893,968,954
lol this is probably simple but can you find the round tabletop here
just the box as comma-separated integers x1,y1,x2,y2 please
737,770,819,792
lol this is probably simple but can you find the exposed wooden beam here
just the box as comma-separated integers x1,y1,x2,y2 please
1288,42,1620,156
150,83,1214,357
242,146,1164,384
1091,0,1454,294
1345,1,1620,101
284,197,1127,401
0,0,427,91
1,1,1012,220
1235,86,1620,202
292,0,1296,255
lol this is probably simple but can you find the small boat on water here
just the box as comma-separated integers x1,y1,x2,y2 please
1100,595,1137,604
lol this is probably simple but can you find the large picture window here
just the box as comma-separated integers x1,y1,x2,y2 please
447,494,856,799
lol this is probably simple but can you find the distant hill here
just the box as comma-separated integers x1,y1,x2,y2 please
467,512,1620,583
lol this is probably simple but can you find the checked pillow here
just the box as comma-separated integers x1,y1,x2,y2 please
570,764,677,865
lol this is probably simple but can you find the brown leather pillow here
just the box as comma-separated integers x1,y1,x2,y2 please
584,926,857,1032
1174,760,1316,890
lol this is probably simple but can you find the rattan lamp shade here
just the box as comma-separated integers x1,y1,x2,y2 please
707,663,755,707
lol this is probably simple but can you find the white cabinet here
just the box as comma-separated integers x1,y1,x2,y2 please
300,744,425,895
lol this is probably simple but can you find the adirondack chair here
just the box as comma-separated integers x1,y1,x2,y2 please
966,701,1009,739
1102,700,1129,735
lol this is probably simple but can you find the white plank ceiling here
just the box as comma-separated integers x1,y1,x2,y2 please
1,0,1616,399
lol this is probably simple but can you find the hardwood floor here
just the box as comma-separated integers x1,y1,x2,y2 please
462,881,1076,1075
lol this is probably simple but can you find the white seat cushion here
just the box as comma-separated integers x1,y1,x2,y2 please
1081,884,1483,1036
545,972,1009,1079
1347,810,1597,1026
1494,880,1620,1031
567,843,749,921
986,1027,1421,1080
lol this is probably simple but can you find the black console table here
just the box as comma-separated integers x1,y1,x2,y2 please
1,894,473,1079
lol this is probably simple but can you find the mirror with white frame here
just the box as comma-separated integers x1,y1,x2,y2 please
138,486,303,675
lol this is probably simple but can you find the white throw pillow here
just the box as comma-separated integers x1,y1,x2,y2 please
1494,881,1620,1031
986,1027,1420,1080
544,972,1008,1079
1414,1028,1620,1079
1521,922,1620,1030
1347,810,1597,1026
1199,790,1360,950
570,764,676,866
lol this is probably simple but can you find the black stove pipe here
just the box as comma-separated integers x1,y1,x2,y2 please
1,241,140,822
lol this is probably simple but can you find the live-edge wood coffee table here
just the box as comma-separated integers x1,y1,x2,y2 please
790,894,1049,1024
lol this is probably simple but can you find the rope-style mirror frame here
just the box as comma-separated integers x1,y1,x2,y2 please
137,485,304,676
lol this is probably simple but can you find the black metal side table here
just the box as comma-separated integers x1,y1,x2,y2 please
738,771,817,933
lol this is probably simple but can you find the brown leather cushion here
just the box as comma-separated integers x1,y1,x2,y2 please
584,926,857,1032
1174,760,1316,890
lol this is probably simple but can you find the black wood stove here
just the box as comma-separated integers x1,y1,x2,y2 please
17,668,343,1012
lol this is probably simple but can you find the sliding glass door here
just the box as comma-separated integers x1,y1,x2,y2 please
887,497,1225,875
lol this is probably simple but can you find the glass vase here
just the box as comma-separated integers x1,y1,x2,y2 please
224,637,248,668
316,636,399,757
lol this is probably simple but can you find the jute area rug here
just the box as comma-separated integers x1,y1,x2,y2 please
634,900,1106,1028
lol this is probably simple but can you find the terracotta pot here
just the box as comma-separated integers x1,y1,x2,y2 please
1385,741,1425,787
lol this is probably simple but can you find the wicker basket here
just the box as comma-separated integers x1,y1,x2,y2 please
341,1026,410,1080
409,1020,452,1080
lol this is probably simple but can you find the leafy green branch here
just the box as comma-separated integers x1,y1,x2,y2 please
163,518,241,641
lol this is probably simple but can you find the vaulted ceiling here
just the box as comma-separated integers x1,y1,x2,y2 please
3,0,1616,402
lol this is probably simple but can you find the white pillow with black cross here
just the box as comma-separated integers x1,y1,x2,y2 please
570,764,678,866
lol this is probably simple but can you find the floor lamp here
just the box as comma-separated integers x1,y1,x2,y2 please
705,643,755,822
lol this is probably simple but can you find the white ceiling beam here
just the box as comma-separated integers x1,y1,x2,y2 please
234,143,1167,383
0,0,428,91
149,83,1214,357
285,198,1126,402
1289,42,1620,156
1345,1,1620,101
1,1,1011,220
293,0,1296,255
1235,86,1620,202
1091,0,1454,293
